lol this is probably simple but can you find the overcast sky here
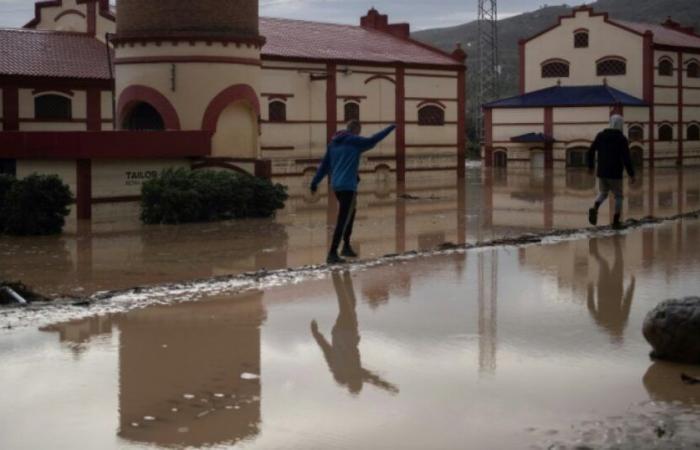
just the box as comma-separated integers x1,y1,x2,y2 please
0,0,577,30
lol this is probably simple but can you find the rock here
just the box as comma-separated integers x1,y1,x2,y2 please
643,297,700,364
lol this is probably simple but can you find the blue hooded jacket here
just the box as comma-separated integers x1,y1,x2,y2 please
311,125,396,192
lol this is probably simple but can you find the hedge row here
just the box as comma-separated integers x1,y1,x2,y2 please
140,169,288,224
0,174,73,236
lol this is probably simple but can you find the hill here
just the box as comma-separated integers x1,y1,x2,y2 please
414,0,700,103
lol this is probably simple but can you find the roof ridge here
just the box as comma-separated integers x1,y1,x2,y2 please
260,16,360,30
0,27,94,37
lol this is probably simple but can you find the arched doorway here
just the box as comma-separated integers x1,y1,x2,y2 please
630,146,644,168
121,102,165,130
493,150,507,168
531,150,545,169
211,101,258,158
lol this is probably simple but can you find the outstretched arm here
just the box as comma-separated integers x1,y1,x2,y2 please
361,368,400,394
311,148,331,191
347,125,397,153
310,320,334,368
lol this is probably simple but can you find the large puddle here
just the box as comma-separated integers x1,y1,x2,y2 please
1,166,699,297
2,218,700,449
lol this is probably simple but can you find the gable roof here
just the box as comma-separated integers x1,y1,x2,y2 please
611,20,700,50
484,85,647,108
0,28,111,80
259,17,461,67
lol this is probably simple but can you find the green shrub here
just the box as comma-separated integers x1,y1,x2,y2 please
0,174,16,231
141,168,288,224
1,174,73,236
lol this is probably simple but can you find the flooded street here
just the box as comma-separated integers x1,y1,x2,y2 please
2,209,700,448
1,166,699,297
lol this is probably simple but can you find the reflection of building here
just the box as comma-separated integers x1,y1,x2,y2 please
483,6,700,169
0,1,466,221
42,292,266,448
477,250,498,375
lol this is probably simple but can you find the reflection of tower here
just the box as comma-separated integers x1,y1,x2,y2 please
475,0,499,142
477,249,498,375
114,0,263,158
116,292,265,447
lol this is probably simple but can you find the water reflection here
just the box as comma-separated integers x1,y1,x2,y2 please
43,292,266,448
311,271,399,396
643,362,700,405
586,237,635,344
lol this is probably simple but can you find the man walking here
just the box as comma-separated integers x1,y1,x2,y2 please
311,120,396,264
587,114,636,229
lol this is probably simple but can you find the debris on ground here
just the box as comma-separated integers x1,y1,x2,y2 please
681,373,700,385
0,282,50,306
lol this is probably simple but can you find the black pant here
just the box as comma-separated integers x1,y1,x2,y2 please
330,191,356,254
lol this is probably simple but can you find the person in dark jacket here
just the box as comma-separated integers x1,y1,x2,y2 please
587,114,636,229
311,120,396,264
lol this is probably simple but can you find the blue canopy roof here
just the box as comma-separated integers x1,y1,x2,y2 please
510,133,555,143
484,85,647,108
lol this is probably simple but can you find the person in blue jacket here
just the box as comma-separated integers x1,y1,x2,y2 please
311,120,396,264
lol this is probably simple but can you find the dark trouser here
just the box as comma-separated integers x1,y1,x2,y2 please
330,191,357,254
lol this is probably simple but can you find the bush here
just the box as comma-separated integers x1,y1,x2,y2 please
141,168,288,224
1,174,73,236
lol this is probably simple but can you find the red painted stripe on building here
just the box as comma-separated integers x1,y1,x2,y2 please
86,1,96,36
326,63,337,144
86,88,101,131
457,67,466,179
76,159,92,220
544,107,554,169
395,65,406,182
484,108,493,167
2,86,19,131
678,50,684,165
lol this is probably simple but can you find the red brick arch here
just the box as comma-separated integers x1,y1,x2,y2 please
117,85,181,130
202,84,260,131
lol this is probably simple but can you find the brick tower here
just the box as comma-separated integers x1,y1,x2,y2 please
113,0,264,159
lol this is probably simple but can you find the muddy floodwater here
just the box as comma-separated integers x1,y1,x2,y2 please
3,214,700,448
1,166,699,297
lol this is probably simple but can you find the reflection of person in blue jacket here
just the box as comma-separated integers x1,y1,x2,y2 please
311,120,396,264
310,271,399,395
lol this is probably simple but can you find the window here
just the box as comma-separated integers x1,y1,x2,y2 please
628,125,644,142
344,102,360,122
597,58,626,76
658,58,674,77
566,148,588,167
688,61,700,79
574,31,589,48
494,150,507,167
418,105,445,126
34,94,72,120
122,102,164,130
268,100,287,122
659,124,674,142
688,124,700,141
541,60,570,78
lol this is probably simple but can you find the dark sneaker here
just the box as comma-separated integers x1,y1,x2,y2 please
588,208,598,226
612,215,624,230
341,245,358,258
326,253,346,265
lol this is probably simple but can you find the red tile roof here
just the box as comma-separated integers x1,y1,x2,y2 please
610,20,700,50
260,18,460,67
0,28,111,79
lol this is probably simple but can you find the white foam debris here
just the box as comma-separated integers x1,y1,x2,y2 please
171,408,178,413
143,416,156,421
214,393,225,398
183,394,195,400
240,373,260,380
177,427,189,433
130,422,139,428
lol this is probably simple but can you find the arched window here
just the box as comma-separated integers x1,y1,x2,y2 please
566,148,588,167
688,124,700,141
344,102,360,122
541,60,570,78
574,30,589,48
418,105,445,126
687,61,700,79
628,125,644,142
122,102,165,130
34,94,72,120
597,57,627,76
268,100,286,122
658,58,674,77
658,124,674,142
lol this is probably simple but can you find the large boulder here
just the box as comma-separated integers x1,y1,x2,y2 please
643,297,700,364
